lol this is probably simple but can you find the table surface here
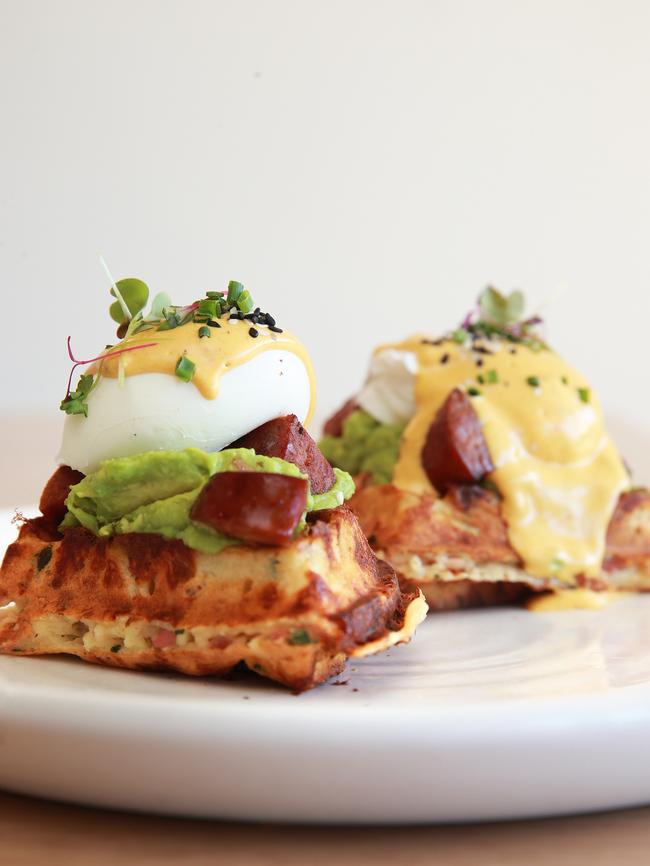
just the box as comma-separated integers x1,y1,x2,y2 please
3,412,650,864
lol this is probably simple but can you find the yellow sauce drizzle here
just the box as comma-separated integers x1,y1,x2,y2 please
526,589,627,612
389,336,628,583
93,319,317,424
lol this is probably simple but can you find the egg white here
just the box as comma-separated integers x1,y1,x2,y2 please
357,348,418,425
58,349,312,473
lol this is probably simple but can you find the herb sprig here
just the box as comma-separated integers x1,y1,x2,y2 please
456,287,546,351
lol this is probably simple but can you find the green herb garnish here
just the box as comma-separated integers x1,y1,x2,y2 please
175,356,196,382
109,278,150,325
577,387,590,404
467,386,482,397
486,369,499,384
36,546,53,571
452,328,469,344
198,299,219,318
237,290,254,314
227,280,244,304
198,326,211,339
288,629,314,646
60,373,95,417
479,287,524,328
526,376,540,388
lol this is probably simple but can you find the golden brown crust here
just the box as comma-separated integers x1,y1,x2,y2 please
349,481,650,609
0,507,426,691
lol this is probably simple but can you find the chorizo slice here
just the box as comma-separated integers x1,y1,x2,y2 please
39,465,85,524
421,388,493,492
323,397,359,437
230,414,335,494
191,472,309,546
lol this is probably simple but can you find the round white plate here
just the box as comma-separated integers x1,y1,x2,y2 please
3,509,650,824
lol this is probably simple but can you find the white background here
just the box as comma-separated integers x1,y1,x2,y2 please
1,0,649,483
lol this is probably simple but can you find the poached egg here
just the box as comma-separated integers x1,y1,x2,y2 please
59,317,315,474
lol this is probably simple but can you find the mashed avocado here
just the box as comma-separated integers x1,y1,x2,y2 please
319,410,404,485
64,448,354,554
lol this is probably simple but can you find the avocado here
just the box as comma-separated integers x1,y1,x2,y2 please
64,447,354,553
319,410,404,485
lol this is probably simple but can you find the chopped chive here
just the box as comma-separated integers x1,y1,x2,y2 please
227,280,244,304
198,326,211,339
158,311,181,331
36,546,52,571
477,374,485,384
452,328,469,344
237,290,254,314
206,291,224,300
288,629,314,645
561,375,569,385
175,356,196,382
467,386,481,397
486,369,499,384
577,387,590,404
526,376,540,387
110,645,121,653
198,299,218,318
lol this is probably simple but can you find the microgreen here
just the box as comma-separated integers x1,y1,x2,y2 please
60,373,95,417
456,287,547,350
148,291,172,319
109,278,150,324
62,271,279,418
60,337,157,417
479,287,524,328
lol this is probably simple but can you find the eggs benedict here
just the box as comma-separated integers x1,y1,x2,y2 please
321,288,650,609
0,275,427,689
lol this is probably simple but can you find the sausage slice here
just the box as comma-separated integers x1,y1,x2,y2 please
421,389,494,492
39,465,85,524
191,472,309,546
323,397,359,437
230,415,335,494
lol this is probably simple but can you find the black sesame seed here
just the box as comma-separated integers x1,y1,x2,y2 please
476,358,484,367
207,319,221,328
440,353,450,364
265,313,276,327
269,325,283,333
249,327,259,338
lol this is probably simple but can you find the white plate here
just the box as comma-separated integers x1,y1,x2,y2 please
3,509,650,824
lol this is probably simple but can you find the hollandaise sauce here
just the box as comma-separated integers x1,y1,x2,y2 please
390,336,628,583
93,319,317,424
